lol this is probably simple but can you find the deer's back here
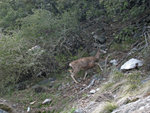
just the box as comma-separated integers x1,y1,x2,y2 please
69,56,97,70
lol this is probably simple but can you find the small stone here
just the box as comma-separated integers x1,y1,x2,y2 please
96,88,100,91
82,84,86,87
90,89,96,94
28,45,41,52
93,34,106,44
74,109,85,113
12,104,16,107
42,99,52,104
110,59,118,66
30,101,36,105
27,107,30,112
139,106,145,111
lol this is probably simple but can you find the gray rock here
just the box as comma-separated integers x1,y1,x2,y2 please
0,109,8,113
110,59,118,66
28,45,41,52
93,34,106,44
90,89,96,94
117,97,131,106
112,95,150,113
120,58,143,70
42,99,52,104
74,109,85,113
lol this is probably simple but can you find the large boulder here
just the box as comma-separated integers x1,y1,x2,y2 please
120,58,143,70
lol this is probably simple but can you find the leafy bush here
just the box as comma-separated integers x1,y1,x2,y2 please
20,9,78,43
111,70,124,82
127,72,142,84
144,46,150,71
0,35,28,93
101,0,146,21
100,102,117,113
115,26,138,43
0,2,18,28
0,6,80,94
0,34,49,95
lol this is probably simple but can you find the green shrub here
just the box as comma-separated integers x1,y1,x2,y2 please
0,2,18,28
0,34,47,95
127,72,142,84
144,46,150,71
114,26,138,43
101,0,146,21
112,70,124,82
100,102,117,113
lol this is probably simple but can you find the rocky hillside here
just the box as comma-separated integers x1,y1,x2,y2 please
0,0,150,113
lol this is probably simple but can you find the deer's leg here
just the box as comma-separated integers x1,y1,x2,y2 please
69,69,78,83
83,71,88,80
70,74,78,83
95,63,103,71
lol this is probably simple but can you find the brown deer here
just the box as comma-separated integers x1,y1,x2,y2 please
69,49,103,83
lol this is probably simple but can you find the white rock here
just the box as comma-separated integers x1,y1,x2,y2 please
96,88,100,91
120,58,143,70
42,99,52,104
139,106,145,111
28,45,41,52
30,101,36,105
27,107,30,112
110,59,118,66
91,32,95,35
90,89,96,94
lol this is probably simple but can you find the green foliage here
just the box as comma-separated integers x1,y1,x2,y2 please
62,108,76,113
111,42,131,51
0,0,80,94
102,82,115,91
57,0,102,21
144,46,150,71
21,9,56,38
0,0,148,98
0,34,48,95
127,72,141,84
102,0,128,19
112,71,124,82
123,72,142,92
20,8,79,48
101,0,146,21
124,5,145,20
115,26,138,43
0,2,18,28
0,0,61,29
0,35,25,93
100,102,117,113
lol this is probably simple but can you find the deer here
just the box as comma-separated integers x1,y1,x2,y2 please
69,49,103,83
